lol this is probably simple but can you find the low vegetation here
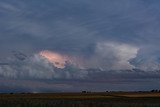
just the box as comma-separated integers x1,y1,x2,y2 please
0,92,160,107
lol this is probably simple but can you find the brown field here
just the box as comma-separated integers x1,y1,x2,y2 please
0,92,160,107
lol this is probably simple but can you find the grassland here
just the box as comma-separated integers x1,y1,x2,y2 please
0,92,160,107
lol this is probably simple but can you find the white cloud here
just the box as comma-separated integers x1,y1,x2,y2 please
0,41,139,80
0,54,55,79
89,42,139,70
132,57,160,71
0,53,88,79
62,41,139,70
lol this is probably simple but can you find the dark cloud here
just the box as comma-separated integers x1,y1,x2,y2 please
0,0,160,91
0,53,160,92
0,63,9,65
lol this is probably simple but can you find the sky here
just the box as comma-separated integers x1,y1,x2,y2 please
0,0,160,92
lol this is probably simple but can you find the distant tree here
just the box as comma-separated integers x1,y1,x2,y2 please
151,89,158,92
82,91,87,93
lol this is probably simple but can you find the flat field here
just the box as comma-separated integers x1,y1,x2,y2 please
0,92,160,107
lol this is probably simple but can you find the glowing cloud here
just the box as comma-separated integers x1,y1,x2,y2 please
38,41,139,70
39,50,69,68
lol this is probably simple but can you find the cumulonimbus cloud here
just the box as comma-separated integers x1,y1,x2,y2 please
96,42,139,70
37,42,139,70
0,53,88,79
79,42,139,70
0,41,139,80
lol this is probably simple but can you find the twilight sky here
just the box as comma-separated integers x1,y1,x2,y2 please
0,0,160,92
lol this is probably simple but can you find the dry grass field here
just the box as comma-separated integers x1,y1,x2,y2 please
0,92,160,107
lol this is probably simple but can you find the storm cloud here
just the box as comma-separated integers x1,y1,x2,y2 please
0,0,160,92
